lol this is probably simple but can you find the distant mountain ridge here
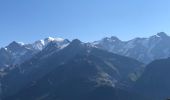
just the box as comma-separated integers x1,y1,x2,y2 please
93,32,170,63
1,32,170,68
0,37,70,68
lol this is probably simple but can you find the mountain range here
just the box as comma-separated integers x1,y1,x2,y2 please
1,32,170,69
0,32,170,100
0,37,70,68
1,39,144,100
93,32,170,64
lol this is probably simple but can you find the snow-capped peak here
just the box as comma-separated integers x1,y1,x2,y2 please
40,40,45,45
31,40,45,50
17,42,25,46
45,37,64,42
47,37,55,41
91,32,170,64
30,37,69,51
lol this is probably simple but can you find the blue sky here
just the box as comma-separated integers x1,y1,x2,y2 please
0,0,170,47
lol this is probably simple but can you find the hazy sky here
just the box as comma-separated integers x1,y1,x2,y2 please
0,0,170,47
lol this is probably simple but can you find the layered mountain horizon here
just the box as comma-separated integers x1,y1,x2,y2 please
1,32,170,69
0,32,170,100
1,32,168,48
0,38,145,100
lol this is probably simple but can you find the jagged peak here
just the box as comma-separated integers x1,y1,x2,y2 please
66,39,83,49
34,40,45,45
71,39,82,44
111,36,120,40
7,41,23,48
156,32,168,37
9,41,19,44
